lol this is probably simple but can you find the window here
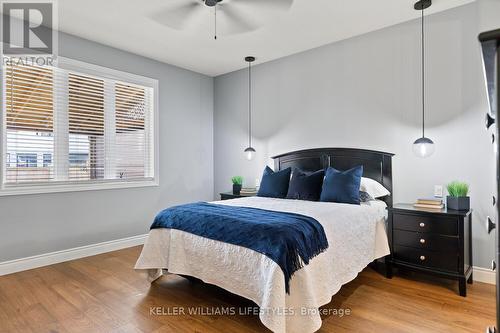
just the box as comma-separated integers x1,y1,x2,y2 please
1,57,158,195
16,154,37,168
43,154,52,167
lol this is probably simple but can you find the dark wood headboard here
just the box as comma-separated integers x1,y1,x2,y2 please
272,148,394,207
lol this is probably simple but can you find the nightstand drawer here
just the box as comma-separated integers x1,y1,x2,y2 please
394,245,459,272
393,213,458,235
393,229,459,253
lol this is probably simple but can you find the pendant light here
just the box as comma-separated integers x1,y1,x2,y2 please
412,0,435,158
244,56,256,161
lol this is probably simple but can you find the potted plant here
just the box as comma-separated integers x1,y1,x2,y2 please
446,181,470,211
231,176,243,195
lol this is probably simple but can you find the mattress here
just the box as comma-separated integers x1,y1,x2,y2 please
135,196,390,333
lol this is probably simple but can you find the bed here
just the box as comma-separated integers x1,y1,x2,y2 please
135,148,394,333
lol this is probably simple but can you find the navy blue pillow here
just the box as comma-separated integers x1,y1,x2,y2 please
286,168,325,201
320,166,363,204
257,166,291,198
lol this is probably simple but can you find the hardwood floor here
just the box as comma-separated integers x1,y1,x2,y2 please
0,246,495,333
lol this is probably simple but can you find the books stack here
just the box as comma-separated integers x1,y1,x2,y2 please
413,198,444,210
240,187,257,196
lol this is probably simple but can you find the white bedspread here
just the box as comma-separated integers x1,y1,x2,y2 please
135,197,390,333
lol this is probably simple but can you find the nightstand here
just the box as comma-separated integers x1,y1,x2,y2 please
387,203,472,297
220,192,256,200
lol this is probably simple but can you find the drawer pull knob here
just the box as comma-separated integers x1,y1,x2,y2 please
492,260,496,271
420,238,426,244
494,196,496,206
486,113,495,129
419,222,425,228
487,216,496,234
420,255,426,261
486,326,497,333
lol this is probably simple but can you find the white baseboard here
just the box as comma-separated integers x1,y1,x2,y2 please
0,234,148,276
1,238,497,286
473,266,496,284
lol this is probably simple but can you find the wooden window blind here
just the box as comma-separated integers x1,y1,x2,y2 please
68,73,105,181
115,83,147,179
5,62,54,183
2,59,155,188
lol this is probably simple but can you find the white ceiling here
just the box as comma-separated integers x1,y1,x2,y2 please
58,0,475,77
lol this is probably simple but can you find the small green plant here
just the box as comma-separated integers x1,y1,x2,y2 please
231,176,243,185
447,181,469,197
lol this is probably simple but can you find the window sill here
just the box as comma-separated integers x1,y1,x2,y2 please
0,179,159,197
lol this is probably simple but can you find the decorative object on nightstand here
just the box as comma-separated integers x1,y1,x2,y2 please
231,176,243,195
240,187,257,196
387,203,472,297
413,197,444,210
446,181,470,211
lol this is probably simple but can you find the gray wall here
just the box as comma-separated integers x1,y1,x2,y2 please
0,33,214,262
479,0,500,32
214,3,497,268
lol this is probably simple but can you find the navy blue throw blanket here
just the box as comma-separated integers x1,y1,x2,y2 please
151,202,329,293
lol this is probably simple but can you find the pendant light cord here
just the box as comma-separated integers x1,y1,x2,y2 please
214,5,217,40
248,60,252,148
421,5,425,137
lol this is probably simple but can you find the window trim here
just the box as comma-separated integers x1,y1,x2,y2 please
0,57,160,197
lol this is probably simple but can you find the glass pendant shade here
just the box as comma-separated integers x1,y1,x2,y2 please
244,147,256,161
412,137,435,158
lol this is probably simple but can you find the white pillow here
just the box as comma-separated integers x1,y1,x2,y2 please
360,177,390,198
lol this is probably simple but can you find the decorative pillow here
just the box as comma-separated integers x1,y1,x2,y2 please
286,168,325,201
257,166,292,198
360,177,390,198
359,191,374,202
320,166,363,204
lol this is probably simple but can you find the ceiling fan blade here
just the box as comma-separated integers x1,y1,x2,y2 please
150,2,203,30
219,4,259,33
233,0,293,11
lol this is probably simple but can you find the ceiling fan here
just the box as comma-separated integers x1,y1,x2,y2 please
151,0,293,39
